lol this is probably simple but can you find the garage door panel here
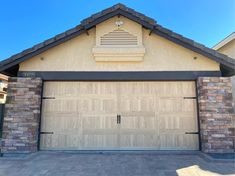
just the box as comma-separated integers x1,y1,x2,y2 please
102,99,118,112
41,134,83,150
156,83,182,97
159,134,198,150
59,116,82,131
159,115,181,130
42,114,81,130
43,82,78,97
77,98,117,112
181,82,196,96
43,100,77,112
159,99,197,113
180,116,198,131
159,98,183,112
83,135,119,148
77,82,118,95
40,134,53,150
54,135,82,149
82,116,117,129
159,115,197,131
120,98,155,111
120,134,158,148
120,115,156,129
121,111,155,117
119,82,155,95
182,99,197,112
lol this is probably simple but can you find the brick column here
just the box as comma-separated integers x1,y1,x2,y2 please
197,77,235,153
1,77,42,153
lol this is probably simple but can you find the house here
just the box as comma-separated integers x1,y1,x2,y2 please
0,4,234,154
213,32,235,112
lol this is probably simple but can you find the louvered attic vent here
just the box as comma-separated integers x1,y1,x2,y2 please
92,22,146,62
100,29,138,46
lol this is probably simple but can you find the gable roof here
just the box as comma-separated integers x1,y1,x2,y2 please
213,32,235,50
0,3,235,76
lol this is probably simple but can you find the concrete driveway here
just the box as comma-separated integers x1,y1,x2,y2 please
0,151,234,176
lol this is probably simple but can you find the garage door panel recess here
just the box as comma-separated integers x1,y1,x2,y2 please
40,81,199,150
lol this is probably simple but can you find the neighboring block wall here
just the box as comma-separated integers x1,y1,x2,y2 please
197,77,235,153
1,77,42,153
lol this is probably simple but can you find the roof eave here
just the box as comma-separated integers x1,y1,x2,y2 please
213,32,235,50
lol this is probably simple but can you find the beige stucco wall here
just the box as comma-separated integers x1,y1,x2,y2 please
217,39,235,59
19,17,220,72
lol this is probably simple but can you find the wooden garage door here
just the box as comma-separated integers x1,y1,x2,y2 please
40,81,198,150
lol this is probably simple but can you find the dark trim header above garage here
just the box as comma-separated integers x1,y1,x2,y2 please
18,71,221,81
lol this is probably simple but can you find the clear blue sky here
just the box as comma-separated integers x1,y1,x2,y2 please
0,0,234,60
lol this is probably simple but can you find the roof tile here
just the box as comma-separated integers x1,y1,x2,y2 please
33,43,45,50
193,42,206,50
65,28,79,35
43,38,56,45
22,48,34,55
55,33,67,40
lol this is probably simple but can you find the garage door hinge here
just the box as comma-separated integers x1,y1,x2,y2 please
42,97,55,99
185,132,199,134
40,132,54,134
183,97,196,99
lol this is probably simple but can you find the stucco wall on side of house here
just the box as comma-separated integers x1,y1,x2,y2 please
19,17,220,72
217,39,235,59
